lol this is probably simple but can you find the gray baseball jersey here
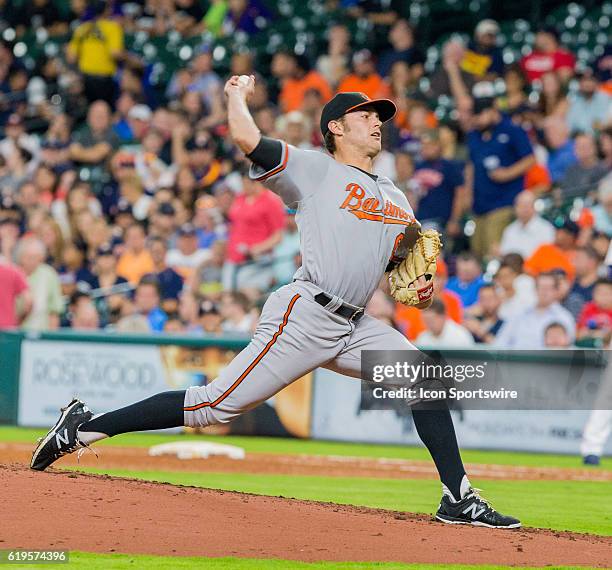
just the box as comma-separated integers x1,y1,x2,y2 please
184,143,417,426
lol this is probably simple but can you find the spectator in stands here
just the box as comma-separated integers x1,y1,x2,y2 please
16,237,63,331
536,71,569,121
499,191,556,258
525,219,579,281
590,176,612,238
317,24,351,88
544,322,573,348
577,279,612,343
221,0,272,36
0,113,39,175
276,111,313,150
567,67,611,134
494,256,536,320
272,52,332,113
133,275,168,333
166,223,210,281
192,196,225,249
220,291,254,333
465,93,535,258
67,0,124,105
148,236,184,313
544,115,577,184
223,175,286,292
177,291,202,333
193,239,226,299
377,19,424,80
554,268,586,320
411,129,464,236
199,299,223,333
463,284,504,344
116,223,155,285
520,26,576,84
447,252,486,308
0,258,31,329
495,272,575,349
416,299,474,347
571,246,602,307
87,243,129,314
70,101,120,170
71,299,100,330
560,133,608,196
338,50,384,100
460,19,505,79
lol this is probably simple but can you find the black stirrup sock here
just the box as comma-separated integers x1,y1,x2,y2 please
411,400,467,500
78,390,187,437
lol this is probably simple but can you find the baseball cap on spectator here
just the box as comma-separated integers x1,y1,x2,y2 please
353,49,373,66
187,132,216,152
475,19,499,37
96,243,115,257
157,202,176,216
472,82,497,114
115,199,133,216
555,219,580,237
6,113,23,127
177,223,197,237
199,300,220,316
0,196,23,220
320,92,396,136
127,104,152,122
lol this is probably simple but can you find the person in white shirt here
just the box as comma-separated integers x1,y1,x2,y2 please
416,299,475,348
166,223,210,280
499,191,555,258
494,272,576,348
495,254,537,320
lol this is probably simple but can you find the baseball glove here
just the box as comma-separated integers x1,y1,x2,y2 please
389,229,442,308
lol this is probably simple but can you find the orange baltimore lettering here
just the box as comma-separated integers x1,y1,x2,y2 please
340,183,415,225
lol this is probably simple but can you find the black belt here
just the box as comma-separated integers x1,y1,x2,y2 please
314,292,365,322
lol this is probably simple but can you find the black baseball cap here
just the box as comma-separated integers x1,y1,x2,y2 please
320,92,396,137
157,202,176,216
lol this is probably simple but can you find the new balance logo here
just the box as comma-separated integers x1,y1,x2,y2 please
462,503,486,520
55,428,70,447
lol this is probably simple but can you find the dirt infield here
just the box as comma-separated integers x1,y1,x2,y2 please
0,464,610,566
1,442,610,482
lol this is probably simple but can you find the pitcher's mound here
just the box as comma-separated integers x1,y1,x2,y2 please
2,464,610,566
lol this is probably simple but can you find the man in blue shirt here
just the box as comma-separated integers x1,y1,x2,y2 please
413,129,465,237
466,95,535,258
446,252,487,308
544,115,577,183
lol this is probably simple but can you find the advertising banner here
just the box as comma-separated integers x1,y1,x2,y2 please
311,368,612,454
18,339,313,437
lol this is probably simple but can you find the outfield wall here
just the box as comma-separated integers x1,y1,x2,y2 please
1,331,610,455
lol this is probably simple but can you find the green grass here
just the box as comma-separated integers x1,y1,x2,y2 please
65,467,612,536
8,552,600,570
2,426,610,470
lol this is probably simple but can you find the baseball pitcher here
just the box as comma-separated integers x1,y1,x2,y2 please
31,76,520,528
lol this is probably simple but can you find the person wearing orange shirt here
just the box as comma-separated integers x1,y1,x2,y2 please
524,219,578,281
394,257,462,340
271,52,332,113
337,50,385,100
116,223,155,285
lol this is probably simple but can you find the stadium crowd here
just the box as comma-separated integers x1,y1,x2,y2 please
0,0,610,350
